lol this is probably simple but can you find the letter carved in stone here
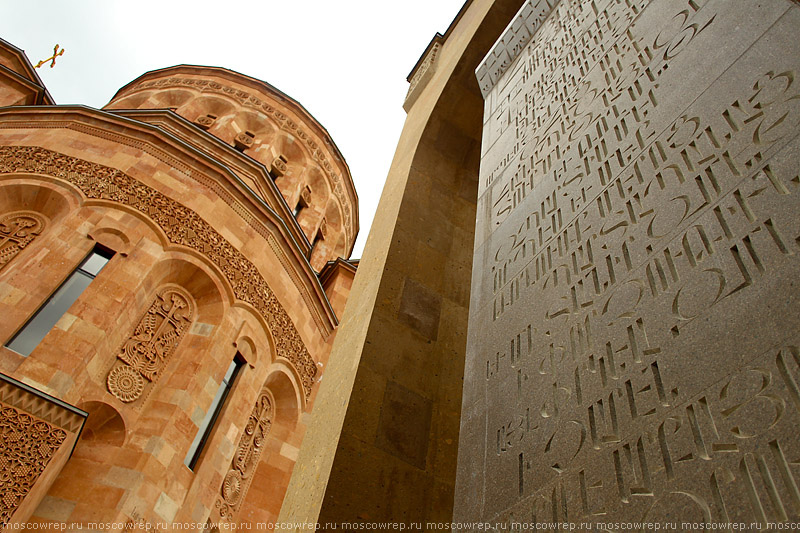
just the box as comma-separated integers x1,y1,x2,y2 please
0,211,45,271
0,402,66,525
215,390,273,520
107,285,195,403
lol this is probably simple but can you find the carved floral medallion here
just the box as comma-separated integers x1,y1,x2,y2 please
107,285,194,403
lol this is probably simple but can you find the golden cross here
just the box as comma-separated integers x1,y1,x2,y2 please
34,44,64,69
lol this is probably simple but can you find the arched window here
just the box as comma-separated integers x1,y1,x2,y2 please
185,353,245,470
6,246,113,356
0,211,45,270
106,284,195,403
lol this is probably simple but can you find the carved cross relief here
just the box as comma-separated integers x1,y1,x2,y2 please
107,284,195,403
0,211,45,271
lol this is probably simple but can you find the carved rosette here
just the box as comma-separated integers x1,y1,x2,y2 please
0,402,66,525
107,285,194,403
215,390,273,520
0,211,45,270
0,146,317,398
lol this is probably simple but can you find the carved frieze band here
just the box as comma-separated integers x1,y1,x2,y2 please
0,146,317,397
475,0,559,97
216,389,273,521
405,41,441,110
0,211,45,271
0,379,85,434
0,401,67,526
123,77,355,242
0,119,332,339
107,285,194,403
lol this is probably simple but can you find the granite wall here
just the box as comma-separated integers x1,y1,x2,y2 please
457,0,800,527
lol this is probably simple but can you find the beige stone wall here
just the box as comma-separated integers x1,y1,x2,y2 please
278,0,529,528
457,0,800,527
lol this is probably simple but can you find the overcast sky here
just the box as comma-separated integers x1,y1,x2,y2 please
1,0,468,257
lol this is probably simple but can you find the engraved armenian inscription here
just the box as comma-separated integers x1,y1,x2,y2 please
458,0,800,528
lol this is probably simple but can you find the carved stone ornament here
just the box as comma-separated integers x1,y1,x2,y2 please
318,218,328,240
270,156,287,177
0,402,67,525
107,285,194,403
215,390,273,520
234,131,255,151
196,114,216,130
300,185,312,207
406,42,441,98
0,146,316,397
125,76,355,239
0,211,45,271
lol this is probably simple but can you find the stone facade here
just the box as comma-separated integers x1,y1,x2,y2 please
4,0,800,528
278,0,800,530
458,0,800,528
0,39,357,528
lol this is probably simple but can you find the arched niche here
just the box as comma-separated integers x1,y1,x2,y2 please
182,95,237,124
149,88,195,109
263,362,302,430
76,400,126,447
273,132,307,166
232,110,277,141
0,179,78,222
142,255,227,326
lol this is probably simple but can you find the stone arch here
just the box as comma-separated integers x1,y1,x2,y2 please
263,362,302,429
234,334,258,367
87,225,133,256
0,178,77,221
217,364,302,524
76,400,126,447
0,179,79,272
273,132,307,167
105,283,197,404
143,255,227,325
149,88,195,109
103,90,153,110
232,109,277,141
181,94,237,124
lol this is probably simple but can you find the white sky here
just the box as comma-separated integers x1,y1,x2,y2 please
1,0,468,258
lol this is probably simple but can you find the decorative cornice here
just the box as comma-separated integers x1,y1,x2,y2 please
120,76,357,247
404,40,442,112
0,373,86,433
0,146,317,398
0,114,336,339
475,0,559,98
268,235,333,337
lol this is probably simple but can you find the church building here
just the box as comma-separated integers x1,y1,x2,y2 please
3,0,800,529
